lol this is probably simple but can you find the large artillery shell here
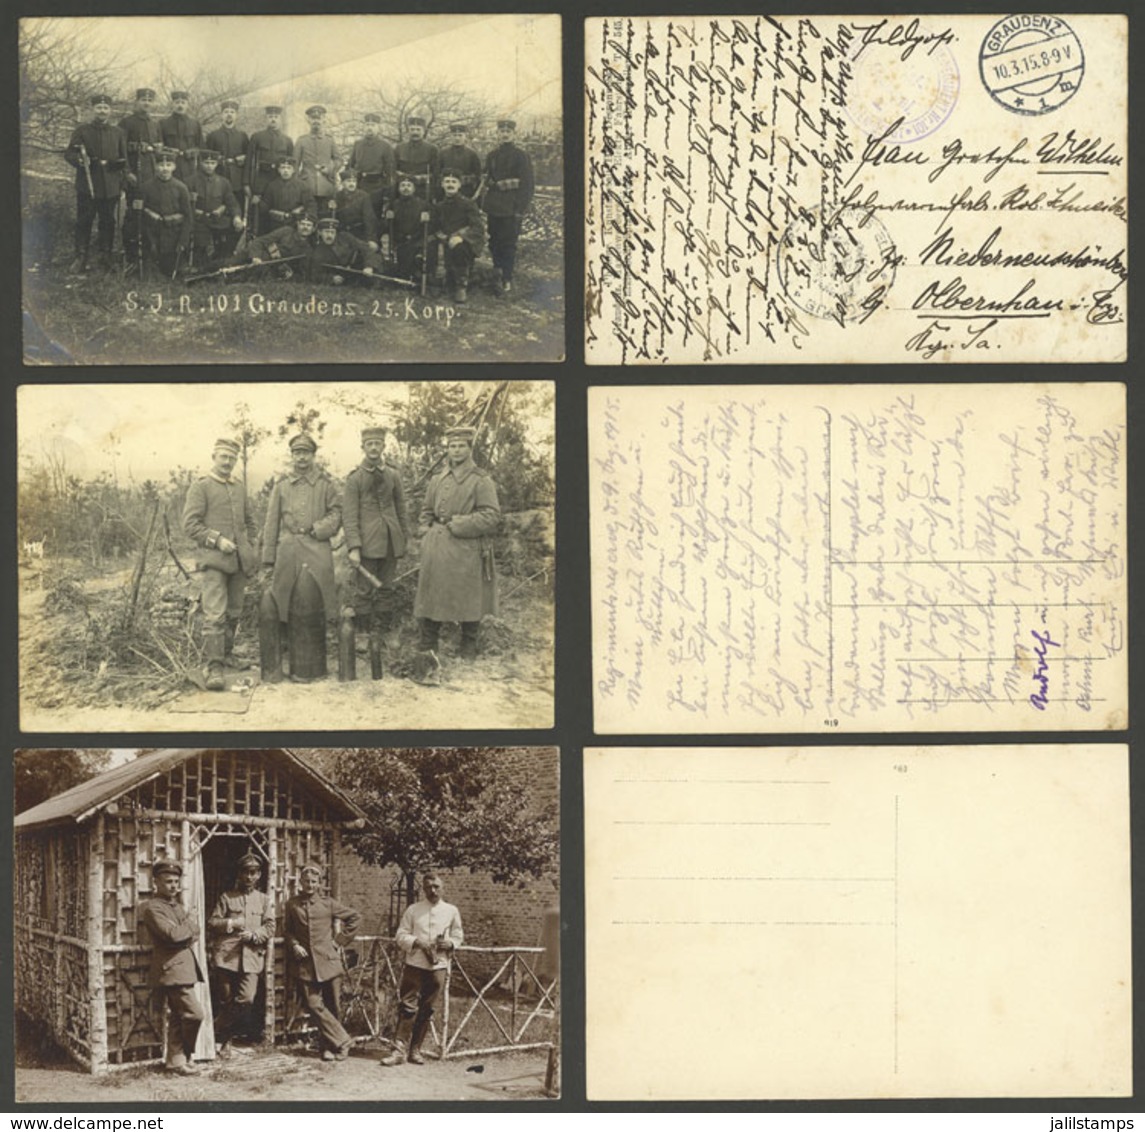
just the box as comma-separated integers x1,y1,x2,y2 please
338,609,357,682
258,589,282,683
288,566,327,681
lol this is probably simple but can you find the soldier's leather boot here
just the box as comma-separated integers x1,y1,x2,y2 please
224,620,238,667
460,621,480,661
381,1019,413,1067
206,661,225,691
419,618,441,652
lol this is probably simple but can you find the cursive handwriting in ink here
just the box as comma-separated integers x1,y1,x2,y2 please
1028,628,1061,710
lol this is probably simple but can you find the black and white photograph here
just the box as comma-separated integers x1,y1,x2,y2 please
17,380,555,731
14,746,561,1102
20,14,564,365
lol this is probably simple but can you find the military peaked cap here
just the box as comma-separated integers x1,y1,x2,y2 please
90,93,113,107
445,426,477,443
497,118,517,130
449,123,468,134
153,860,183,878
406,116,426,128
316,217,339,231
221,99,240,111
237,852,262,871
136,88,157,100
264,105,283,115
363,112,381,123
213,437,241,455
277,154,297,166
170,91,190,101
289,433,318,452
199,149,221,161
361,427,386,442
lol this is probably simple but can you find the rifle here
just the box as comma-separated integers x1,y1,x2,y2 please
420,216,429,297
316,261,416,288
115,190,127,277
185,253,306,285
132,198,145,280
433,235,447,287
188,192,197,273
235,189,251,253
78,143,95,198
385,209,395,268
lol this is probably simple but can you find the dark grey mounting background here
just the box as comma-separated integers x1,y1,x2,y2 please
1,0,1140,1114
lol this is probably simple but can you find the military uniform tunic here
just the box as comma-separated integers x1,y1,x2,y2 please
414,457,501,623
394,138,440,198
295,133,340,206
65,121,128,199
204,124,250,194
246,128,294,195
349,135,395,191
159,112,204,182
119,111,163,184
260,176,316,226
334,187,378,242
437,142,483,198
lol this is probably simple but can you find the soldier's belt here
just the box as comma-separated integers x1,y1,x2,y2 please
258,161,278,172
147,212,186,223
495,178,521,191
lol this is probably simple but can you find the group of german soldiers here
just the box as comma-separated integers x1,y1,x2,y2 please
183,425,500,692
66,91,535,301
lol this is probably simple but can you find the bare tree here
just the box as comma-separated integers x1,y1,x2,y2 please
361,73,497,143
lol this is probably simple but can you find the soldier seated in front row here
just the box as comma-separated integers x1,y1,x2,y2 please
428,169,486,304
137,148,192,279
187,150,244,267
227,212,316,280
259,156,316,233
385,173,431,283
305,217,381,285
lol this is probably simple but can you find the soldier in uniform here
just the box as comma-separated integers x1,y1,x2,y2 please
349,111,394,215
119,87,163,268
394,115,439,201
139,861,205,1076
205,99,249,200
482,118,535,295
260,155,316,234
208,852,274,1054
247,106,294,235
243,212,317,279
64,93,128,273
385,173,431,282
160,90,203,183
261,434,342,677
344,426,409,663
413,426,501,661
182,437,259,691
334,168,378,243
430,169,486,304
284,864,359,1063
137,148,192,278
295,105,339,218
436,123,482,200
306,217,380,285
187,150,244,265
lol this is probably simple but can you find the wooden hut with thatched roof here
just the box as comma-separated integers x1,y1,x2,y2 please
14,748,367,1073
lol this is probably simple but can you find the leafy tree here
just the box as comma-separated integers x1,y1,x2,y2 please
227,401,272,486
304,747,558,905
14,749,112,814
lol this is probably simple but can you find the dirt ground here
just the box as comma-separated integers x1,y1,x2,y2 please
16,1045,556,1104
18,562,554,732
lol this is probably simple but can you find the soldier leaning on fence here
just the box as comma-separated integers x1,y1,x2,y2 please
334,168,378,243
482,118,535,296
140,860,205,1076
344,426,409,664
259,155,316,235
182,437,259,691
159,91,203,184
284,863,359,1063
305,217,381,285
247,106,294,233
187,150,244,265
136,148,192,278
64,93,128,274
430,169,486,304
386,174,431,282
209,852,274,1054
349,112,395,215
382,872,463,1067
436,123,482,201
414,426,501,662
295,105,340,218
394,116,439,201
119,87,164,266
205,99,249,198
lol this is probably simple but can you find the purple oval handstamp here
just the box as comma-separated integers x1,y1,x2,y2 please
847,19,961,143
776,206,897,325
979,14,1084,115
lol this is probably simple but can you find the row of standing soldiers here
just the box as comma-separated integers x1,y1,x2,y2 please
65,90,536,295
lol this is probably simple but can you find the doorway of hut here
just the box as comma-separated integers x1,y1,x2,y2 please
200,832,270,1045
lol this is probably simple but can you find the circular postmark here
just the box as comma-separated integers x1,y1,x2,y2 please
979,14,1084,115
776,206,897,324
848,29,960,143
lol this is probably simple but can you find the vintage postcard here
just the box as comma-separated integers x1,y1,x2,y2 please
17,381,554,731
589,383,1126,733
21,14,563,365
586,14,1126,364
15,746,560,1100
585,745,1131,1100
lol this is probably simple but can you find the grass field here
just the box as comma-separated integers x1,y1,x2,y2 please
23,180,566,365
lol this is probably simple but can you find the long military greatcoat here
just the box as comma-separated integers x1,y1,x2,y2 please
414,456,501,623
295,133,339,201
262,469,342,622
65,121,128,199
